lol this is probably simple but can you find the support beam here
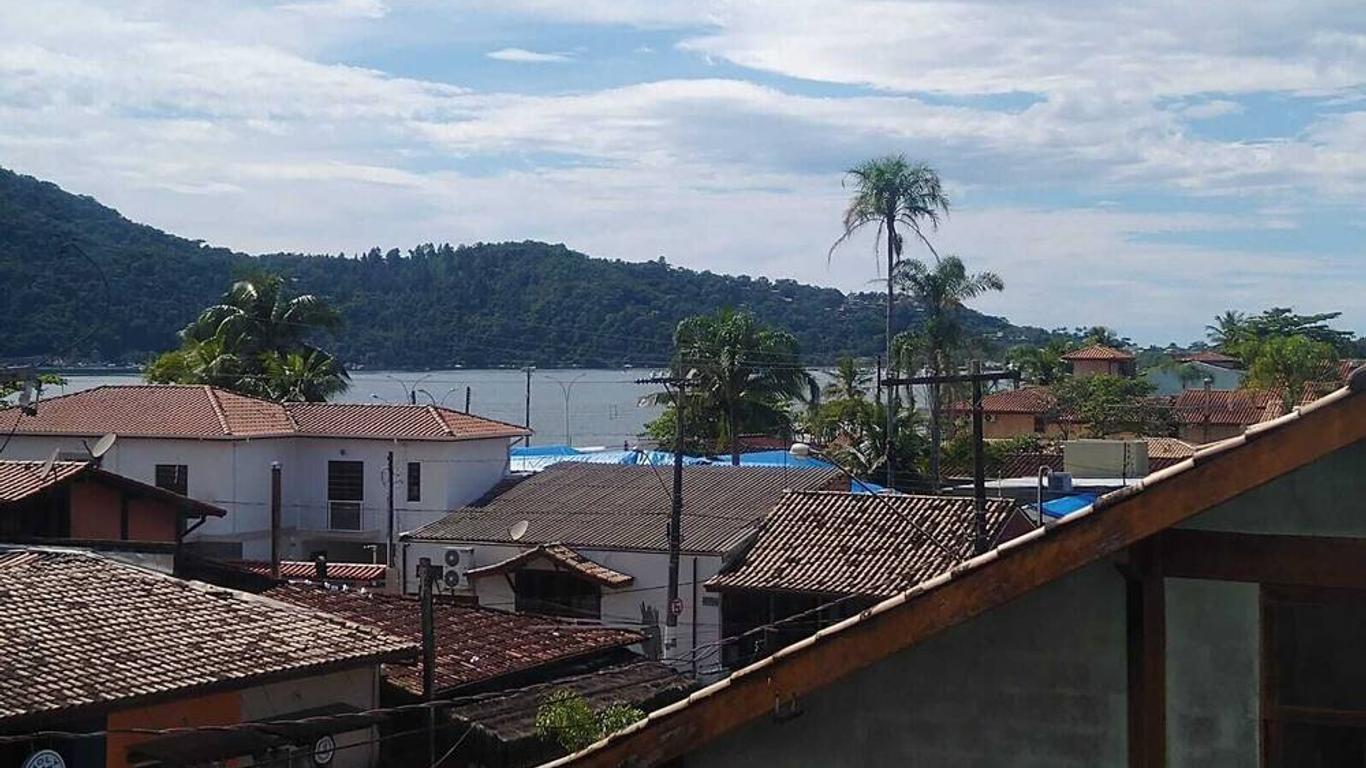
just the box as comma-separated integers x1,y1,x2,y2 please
1126,537,1165,768
1161,530,1366,589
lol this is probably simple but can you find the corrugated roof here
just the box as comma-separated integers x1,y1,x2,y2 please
0,549,416,725
266,584,640,696
406,463,845,553
1061,344,1135,361
1172,388,1284,426
707,491,1022,598
0,385,527,442
466,544,635,588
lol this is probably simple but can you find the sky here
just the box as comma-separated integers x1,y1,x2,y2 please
2,0,1364,344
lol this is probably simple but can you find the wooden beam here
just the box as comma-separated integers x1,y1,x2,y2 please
1126,537,1165,768
552,392,1365,768
1161,530,1366,590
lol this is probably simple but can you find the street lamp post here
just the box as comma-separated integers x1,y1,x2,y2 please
548,372,588,445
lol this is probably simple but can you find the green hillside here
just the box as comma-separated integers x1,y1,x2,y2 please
0,167,1048,368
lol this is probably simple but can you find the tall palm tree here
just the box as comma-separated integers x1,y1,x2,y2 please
663,309,817,464
823,357,871,401
831,156,949,488
895,255,1004,486
184,272,341,358
261,349,350,402
1205,310,1247,349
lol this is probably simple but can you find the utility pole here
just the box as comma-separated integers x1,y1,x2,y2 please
636,374,689,659
269,462,282,580
522,366,535,446
464,386,471,415
1202,376,1213,444
419,557,437,766
876,355,892,489
883,364,1019,553
386,451,395,566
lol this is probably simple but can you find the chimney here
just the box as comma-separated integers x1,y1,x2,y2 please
314,553,328,583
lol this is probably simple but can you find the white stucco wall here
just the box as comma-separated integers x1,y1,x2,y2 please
240,666,382,768
402,538,724,667
1,433,510,560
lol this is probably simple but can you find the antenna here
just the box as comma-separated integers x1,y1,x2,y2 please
509,520,530,541
38,448,59,478
90,433,117,459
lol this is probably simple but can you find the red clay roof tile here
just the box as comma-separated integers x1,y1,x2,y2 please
1061,344,1135,361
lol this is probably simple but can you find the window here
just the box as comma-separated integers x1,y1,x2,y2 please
154,464,188,496
327,461,364,530
514,569,601,620
1033,415,1046,434
407,462,421,502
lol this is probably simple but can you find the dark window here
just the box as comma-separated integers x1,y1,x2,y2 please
1033,415,1046,433
154,464,188,496
514,569,601,620
407,462,421,502
327,461,364,530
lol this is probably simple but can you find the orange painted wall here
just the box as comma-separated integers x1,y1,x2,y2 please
982,413,1072,440
106,690,241,768
68,481,180,542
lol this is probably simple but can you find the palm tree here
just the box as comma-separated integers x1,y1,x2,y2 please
1080,326,1124,348
261,350,350,402
655,309,817,464
894,255,1004,486
183,272,341,358
1206,310,1247,349
823,357,870,401
831,156,949,487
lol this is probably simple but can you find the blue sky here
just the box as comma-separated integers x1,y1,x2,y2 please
1,0,1364,344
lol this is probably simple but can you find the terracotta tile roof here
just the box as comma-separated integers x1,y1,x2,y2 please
706,491,1024,598
229,560,389,584
266,584,641,696
1061,344,1135,361
943,451,1062,480
0,549,416,726
285,403,530,441
949,386,1057,415
0,385,528,442
0,460,226,518
0,461,89,502
1174,350,1240,366
449,662,690,745
1143,437,1199,460
1172,388,1284,426
406,463,845,553
466,544,635,588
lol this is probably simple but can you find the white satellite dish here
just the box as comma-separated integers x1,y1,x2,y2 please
38,448,59,478
90,433,117,459
508,520,530,541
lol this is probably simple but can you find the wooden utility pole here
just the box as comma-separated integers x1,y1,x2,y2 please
636,374,690,658
522,366,535,446
419,557,437,765
883,364,1019,552
386,451,395,567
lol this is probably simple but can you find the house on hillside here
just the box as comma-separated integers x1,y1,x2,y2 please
1062,344,1136,377
706,491,1032,667
401,462,845,666
0,548,415,768
948,386,1073,439
0,459,223,549
1172,387,1284,442
548,367,1366,768
0,385,529,561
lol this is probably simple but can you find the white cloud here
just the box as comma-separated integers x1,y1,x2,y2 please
276,0,388,19
486,47,574,63
1179,100,1246,120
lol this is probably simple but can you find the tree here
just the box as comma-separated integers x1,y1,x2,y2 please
1006,338,1075,385
894,255,1004,485
1080,326,1126,348
1243,334,1339,410
1220,307,1356,360
1205,310,1247,348
1051,374,1171,438
830,156,949,484
645,309,816,464
535,689,644,753
145,272,349,401
823,357,870,401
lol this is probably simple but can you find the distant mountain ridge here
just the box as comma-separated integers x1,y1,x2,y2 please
0,167,1049,368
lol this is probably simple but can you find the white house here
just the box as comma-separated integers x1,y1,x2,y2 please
400,462,844,670
0,385,529,560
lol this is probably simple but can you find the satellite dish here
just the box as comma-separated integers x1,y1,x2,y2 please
90,433,117,459
38,448,59,478
509,520,530,541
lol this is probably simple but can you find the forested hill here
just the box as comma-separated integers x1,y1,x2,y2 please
0,167,1048,368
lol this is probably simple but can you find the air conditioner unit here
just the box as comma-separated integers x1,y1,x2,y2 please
441,547,475,591
984,414,997,422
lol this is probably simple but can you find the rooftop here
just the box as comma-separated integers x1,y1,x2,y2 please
707,491,1023,598
406,462,844,553
1174,350,1240,366
1171,388,1284,426
228,559,389,584
467,544,635,588
949,386,1059,415
0,460,226,518
1061,344,1135,361
0,549,416,727
0,385,530,442
265,584,641,696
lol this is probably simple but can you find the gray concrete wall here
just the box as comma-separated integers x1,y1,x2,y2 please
690,560,1129,768
1165,578,1260,768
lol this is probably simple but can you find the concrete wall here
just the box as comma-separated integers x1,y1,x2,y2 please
2,434,510,560
403,538,724,666
981,412,1070,440
240,666,382,768
690,560,1130,768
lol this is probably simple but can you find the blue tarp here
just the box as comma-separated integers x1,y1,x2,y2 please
1041,493,1098,519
